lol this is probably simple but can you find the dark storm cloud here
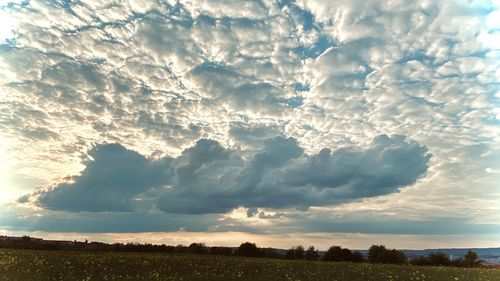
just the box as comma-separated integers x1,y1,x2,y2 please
157,136,305,214
30,134,430,215
283,134,431,199
36,143,173,212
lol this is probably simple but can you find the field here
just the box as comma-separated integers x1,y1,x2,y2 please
1,249,499,281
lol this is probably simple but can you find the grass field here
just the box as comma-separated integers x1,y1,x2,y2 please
0,249,499,281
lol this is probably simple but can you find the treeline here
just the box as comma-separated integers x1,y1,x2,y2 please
411,250,481,267
0,236,481,268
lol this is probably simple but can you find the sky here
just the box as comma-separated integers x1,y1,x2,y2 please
0,0,499,250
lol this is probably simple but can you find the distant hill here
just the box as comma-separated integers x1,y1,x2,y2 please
355,248,500,265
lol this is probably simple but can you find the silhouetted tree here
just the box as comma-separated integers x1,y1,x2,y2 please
450,258,465,267
368,245,406,264
236,242,260,257
428,252,450,266
351,251,364,263
368,245,386,263
323,246,359,262
464,250,480,267
385,249,407,264
175,244,187,252
209,246,233,256
261,248,282,259
188,243,208,254
412,250,481,268
411,256,430,266
305,246,319,261
323,246,342,261
286,245,305,260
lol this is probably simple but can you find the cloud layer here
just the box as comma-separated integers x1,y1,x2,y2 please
29,134,429,214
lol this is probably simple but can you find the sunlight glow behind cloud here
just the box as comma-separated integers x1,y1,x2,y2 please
0,138,12,202
0,3,15,42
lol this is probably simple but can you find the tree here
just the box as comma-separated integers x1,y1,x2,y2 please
21,236,31,243
209,246,233,256
323,246,357,262
236,242,260,257
450,258,465,267
351,251,364,263
368,245,387,263
464,250,480,267
411,256,430,266
305,246,319,261
385,249,407,264
286,245,305,260
368,245,406,264
188,243,208,254
323,246,343,261
427,252,450,266
261,248,282,259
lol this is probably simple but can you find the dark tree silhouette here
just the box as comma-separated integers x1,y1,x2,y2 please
209,246,233,256
286,245,305,260
411,252,448,266
236,242,260,257
368,245,406,264
323,245,341,261
464,250,480,267
305,246,319,261
412,250,482,268
368,245,386,263
188,243,208,254
351,251,364,263
261,248,282,259
322,246,359,262
428,252,450,266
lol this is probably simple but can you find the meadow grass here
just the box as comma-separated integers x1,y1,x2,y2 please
0,248,499,281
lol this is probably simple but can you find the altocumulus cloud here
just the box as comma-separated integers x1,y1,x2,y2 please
26,135,430,214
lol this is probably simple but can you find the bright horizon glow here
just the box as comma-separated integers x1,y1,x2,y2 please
1,229,499,250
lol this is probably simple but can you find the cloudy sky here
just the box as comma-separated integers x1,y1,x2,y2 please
0,0,499,250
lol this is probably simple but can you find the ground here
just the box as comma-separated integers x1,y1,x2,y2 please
1,249,499,281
